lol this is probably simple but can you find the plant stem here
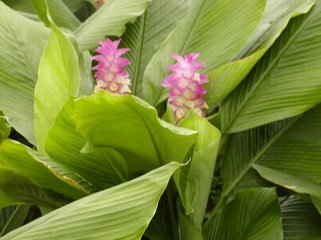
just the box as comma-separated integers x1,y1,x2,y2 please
166,181,179,240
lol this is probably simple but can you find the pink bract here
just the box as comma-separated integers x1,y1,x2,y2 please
93,38,131,94
162,53,208,121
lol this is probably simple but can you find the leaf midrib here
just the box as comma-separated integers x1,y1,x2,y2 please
222,116,300,199
223,10,312,134
132,12,147,95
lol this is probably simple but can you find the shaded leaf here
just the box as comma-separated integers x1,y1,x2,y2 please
281,197,321,240
1,162,182,240
0,139,88,199
203,188,282,240
0,2,49,144
217,105,321,220
0,205,30,237
0,170,65,210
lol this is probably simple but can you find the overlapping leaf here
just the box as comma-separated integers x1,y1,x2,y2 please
46,98,129,190
205,0,316,107
222,0,321,133
281,197,321,240
143,0,265,106
74,0,152,50
0,2,49,144
0,205,30,237
31,0,80,30
178,112,220,229
0,170,65,209
120,0,189,96
0,139,89,199
0,162,182,240
219,105,321,215
74,91,197,171
203,188,282,240
34,22,80,153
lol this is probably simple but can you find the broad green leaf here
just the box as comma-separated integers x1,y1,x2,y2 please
206,49,266,106
74,0,152,50
222,1,321,133
206,0,316,106
74,91,197,172
178,112,221,228
46,98,129,190
0,139,88,199
239,0,316,56
0,205,30,237
0,116,10,142
217,105,321,218
34,23,80,153
143,0,265,106
253,165,321,209
178,209,203,240
0,2,49,144
1,0,35,14
281,197,321,240
31,0,80,30
203,188,282,240
1,162,182,240
0,170,65,209
120,0,189,96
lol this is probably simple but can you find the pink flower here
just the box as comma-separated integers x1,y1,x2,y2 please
162,53,208,121
93,38,131,94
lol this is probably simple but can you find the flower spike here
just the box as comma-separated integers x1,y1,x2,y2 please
162,53,208,121
93,38,131,94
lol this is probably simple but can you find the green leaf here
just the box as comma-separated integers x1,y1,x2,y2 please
206,49,266,107
203,188,282,240
222,0,321,133
34,23,80,153
253,165,321,209
178,209,203,240
0,2,49,144
120,0,189,96
0,170,65,209
0,162,182,240
281,197,321,240
178,112,221,228
31,0,81,30
74,0,152,50
239,0,316,56
46,98,130,190
1,0,35,14
216,105,321,219
0,116,10,142
143,0,265,106
0,139,88,199
74,91,197,171
0,205,30,237
206,0,316,107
